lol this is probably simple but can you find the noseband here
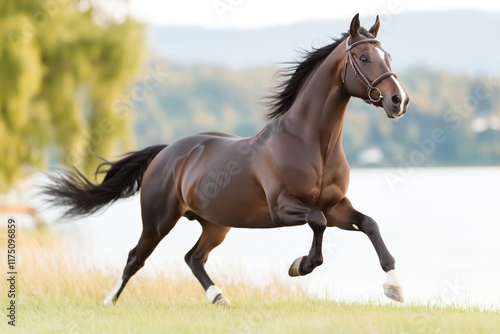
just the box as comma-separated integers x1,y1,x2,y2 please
342,36,397,103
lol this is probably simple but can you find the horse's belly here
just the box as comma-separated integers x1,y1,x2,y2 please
194,190,275,228
188,156,275,227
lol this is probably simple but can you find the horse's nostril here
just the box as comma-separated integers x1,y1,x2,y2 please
391,94,401,107
404,96,410,107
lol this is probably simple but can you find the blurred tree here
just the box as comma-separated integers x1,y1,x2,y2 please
0,0,145,192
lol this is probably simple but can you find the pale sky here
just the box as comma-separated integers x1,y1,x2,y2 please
96,0,500,29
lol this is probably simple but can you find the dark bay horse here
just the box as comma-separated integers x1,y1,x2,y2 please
43,14,409,306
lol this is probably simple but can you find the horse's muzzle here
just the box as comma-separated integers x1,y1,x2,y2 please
384,94,409,119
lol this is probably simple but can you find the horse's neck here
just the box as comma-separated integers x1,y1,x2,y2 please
283,51,349,155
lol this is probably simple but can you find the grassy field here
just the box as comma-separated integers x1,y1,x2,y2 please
1,229,499,333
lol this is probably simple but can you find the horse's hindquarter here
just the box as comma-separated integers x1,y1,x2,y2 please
179,134,273,228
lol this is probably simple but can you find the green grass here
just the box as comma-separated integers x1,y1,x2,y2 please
13,298,500,334
2,230,499,333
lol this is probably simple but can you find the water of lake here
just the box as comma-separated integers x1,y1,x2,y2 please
39,167,500,310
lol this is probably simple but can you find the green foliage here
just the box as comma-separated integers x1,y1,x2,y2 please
134,60,275,147
0,0,145,192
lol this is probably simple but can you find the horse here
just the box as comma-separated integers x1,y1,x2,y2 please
42,14,409,307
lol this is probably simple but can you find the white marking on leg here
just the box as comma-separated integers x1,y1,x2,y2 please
206,285,223,303
352,223,359,230
385,269,403,287
103,278,123,306
383,269,404,302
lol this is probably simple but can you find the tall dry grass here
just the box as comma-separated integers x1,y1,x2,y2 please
3,229,500,334
0,228,302,304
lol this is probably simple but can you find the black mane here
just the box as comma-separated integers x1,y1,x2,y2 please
265,27,371,120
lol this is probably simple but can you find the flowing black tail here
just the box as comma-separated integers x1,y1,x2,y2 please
42,144,167,218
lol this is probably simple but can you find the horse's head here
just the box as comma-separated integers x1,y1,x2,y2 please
343,14,409,118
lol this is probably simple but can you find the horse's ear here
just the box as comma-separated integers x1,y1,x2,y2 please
350,13,360,38
369,15,381,37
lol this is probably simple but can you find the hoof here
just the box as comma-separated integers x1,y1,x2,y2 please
213,294,231,307
383,284,405,303
103,294,116,306
288,256,305,277
383,269,404,303
207,285,230,307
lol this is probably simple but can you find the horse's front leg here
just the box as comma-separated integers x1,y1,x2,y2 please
327,197,404,303
274,194,327,276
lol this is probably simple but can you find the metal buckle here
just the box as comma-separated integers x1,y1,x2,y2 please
367,87,383,103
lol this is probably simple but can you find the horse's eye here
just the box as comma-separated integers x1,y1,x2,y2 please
359,55,369,63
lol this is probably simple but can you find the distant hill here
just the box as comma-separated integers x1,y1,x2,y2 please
148,10,500,75
137,11,500,167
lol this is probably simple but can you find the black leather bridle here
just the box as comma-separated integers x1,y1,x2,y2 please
342,36,398,103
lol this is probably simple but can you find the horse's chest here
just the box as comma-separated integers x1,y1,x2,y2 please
284,162,349,208
317,181,347,207
316,159,350,207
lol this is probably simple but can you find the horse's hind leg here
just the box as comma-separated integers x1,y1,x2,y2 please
184,219,231,306
103,227,166,305
104,194,181,305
